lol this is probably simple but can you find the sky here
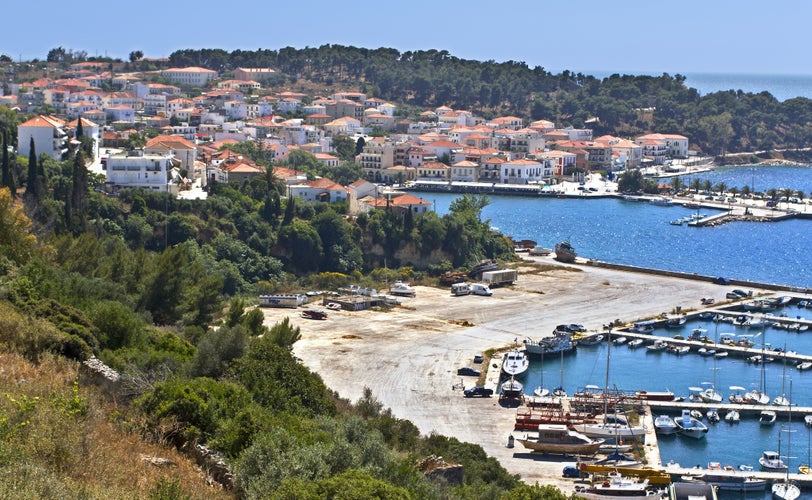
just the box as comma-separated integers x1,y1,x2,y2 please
3,0,812,76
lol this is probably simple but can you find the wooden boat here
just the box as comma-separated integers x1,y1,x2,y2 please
554,240,577,263
515,424,604,455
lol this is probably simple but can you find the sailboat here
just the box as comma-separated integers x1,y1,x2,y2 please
533,349,549,397
773,346,791,407
745,322,770,405
551,348,567,398
772,382,801,499
575,327,646,440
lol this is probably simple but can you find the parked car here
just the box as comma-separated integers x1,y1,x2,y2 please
457,367,481,376
713,277,731,285
464,386,493,398
473,354,484,364
562,465,581,478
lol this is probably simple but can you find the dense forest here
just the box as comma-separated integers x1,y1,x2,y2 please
165,45,812,155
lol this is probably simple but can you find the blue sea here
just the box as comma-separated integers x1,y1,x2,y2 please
418,165,812,496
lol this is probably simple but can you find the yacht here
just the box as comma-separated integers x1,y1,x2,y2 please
515,424,605,455
501,349,529,378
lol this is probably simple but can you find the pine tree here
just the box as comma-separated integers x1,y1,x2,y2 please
25,137,38,203
1,131,15,198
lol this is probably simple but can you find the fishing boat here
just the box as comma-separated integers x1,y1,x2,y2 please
674,409,708,439
502,349,529,378
554,240,577,263
760,450,787,472
654,415,678,435
576,470,655,499
724,410,740,423
688,472,767,492
759,410,777,425
515,424,604,455
523,331,576,356
646,339,667,352
576,333,604,346
631,320,656,334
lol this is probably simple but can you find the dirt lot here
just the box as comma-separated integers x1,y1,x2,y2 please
261,257,760,492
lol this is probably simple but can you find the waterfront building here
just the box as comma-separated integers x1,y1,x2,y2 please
635,133,689,162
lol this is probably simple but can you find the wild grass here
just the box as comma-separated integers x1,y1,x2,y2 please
0,351,234,499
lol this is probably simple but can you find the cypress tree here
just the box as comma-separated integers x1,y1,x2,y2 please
69,150,88,232
282,196,295,226
1,131,15,198
76,116,84,138
25,137,38,203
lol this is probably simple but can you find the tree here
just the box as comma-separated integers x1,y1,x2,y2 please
25,137,38,204
76,117,84,138
332,135,357,162
0,187,37,266
129,50,144,63
1,131,15,198
355,136,366,155
690,177,702,194
69,150,89,233
282,196,295,226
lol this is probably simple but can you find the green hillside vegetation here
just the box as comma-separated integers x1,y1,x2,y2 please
165,45,812,155
0,144,538,498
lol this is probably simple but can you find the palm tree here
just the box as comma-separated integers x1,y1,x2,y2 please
729,186,739,197
702,179,712,194
796,190,805,202
781,188,794,206
690,178,702,194
741,185,751,197
715,182,727,197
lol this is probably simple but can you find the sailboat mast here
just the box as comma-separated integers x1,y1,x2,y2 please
604,325,611,416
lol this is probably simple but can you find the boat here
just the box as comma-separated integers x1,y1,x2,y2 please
724,410,740,423
646,340,668,352
772,382,801,499
631,320,656,334
612,336,627,345
759,410,777,425
389,280,416,297
502,349,529,378
745,324,771,405
501,377,524,398
706,409,720,423
325,302,342,311
699,383,723,404
592,450,641,468
515,424,605,455
674,409,708,439
301,309,328,320
576,471,654,499
690,472,767,492
576,333,604,346
654,415,678,435
714,351,728,358
665,314,687,328
523,331,576,356
773,348,791,407
758,451,788,472
469,259,498,279
533,386,550,397
667,345,690,355
627,339,644,349
805,415,812,427
690,409,704,421
650,196,673,206
697,347,715,356
728,386,746,404
796,362,812,371
554,240,577,263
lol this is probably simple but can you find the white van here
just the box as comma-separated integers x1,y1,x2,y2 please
451,282,471,296
470,283,493,296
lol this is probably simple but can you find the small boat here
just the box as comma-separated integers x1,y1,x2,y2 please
675,409,708,439
627,339,644,349
690,409,704,421
744,389,770,405
301,309,328,320
697,347,716,356
668,345,690,355
797,362,812,371
631,320,656,334
515,424,605,455
773,480,801,500
728,386,746,404
389,280,416,297
805,415,812,427
699,384,723,404
725,410,740,423
501,377,524,398
612,336,627,345
714,351,728,358
646,339,668,352
799,465,811,475
577,471,653,498
502,349,530,378
760,450,787,472
593,451,641,468
706,409,720,423
692,472,767,492
533,386,549,397
654,414,678,435
554,241,577,263
759,410,777,425
576,333,604,346
665,314,687,328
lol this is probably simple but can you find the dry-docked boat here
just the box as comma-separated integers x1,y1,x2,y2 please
515,424,604,455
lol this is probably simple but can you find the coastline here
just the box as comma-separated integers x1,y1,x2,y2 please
263,257,782,493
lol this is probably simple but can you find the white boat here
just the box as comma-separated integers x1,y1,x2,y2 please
728,386,747,404
699,385,723,404
665,314,687,328
772,480,801,500
724,410,740,423
805,415,812,427
501,377,524,398
533,386,550,397
691,472,767,492
697,347,716,356
760,452,788,472
674,409,708,439
646,339,668,352
654,415,678,435
759,410,777,425
502,349,529,378
796,362,812,371
576,471,655,499
389,280,416,297
706,409,720,423
627,339,644,349
515,424,605,455
714,351,729,358
576,333,604,346
668,345,690,355
612,336,627,345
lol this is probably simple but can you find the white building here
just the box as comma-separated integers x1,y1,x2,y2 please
500,158,550,184
161,67,218,87
17,115,68,160
105,151,176,193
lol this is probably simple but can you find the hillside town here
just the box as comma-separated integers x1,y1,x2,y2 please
6,61,692,210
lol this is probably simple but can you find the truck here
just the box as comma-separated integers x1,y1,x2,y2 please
470,283,493,296
481,269,518,286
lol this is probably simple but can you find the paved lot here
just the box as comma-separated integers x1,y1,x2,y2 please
262,257,764,492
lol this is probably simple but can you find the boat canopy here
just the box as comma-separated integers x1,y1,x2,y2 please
729,386,746,391
688,387,703,393
585,385,601,391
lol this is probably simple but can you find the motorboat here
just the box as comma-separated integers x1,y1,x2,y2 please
690,410,704,421
654,415,678,435
646,339,667,352
577,470,653,498
523,331,576,356
627,339,644,349
515,424,605,455
665,314,687,328
797,362,812,371
759,410,777,425
697,347,716,356
502,349,529,378
674,409,708,439
728,386,746,404
631,320,656,334
760,450,787,472
667,345,690,355
714,351,728,358
576,333,604,346
805,415,812,427
690,472,767,492
699,385,723,404
389,280,416,297
724,410,740,423
706,409,720,423
501,377,524,398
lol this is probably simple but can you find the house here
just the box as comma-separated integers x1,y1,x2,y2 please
17,115,68,160
416,161,450,181
347,179,379,214
161,67,218,87
105,150,176,193
635,133,689,160
533,150,577,176
423,139,464,164
359,137,395,181
234,68,277,82
450,160,480,182
314,152,339,167
500,158,549,184
145,135,197,179
288,177,347,203
66,117,100,159
105,105,135,123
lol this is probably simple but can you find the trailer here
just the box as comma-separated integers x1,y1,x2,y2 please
481,269,518,286
258,294,307,308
